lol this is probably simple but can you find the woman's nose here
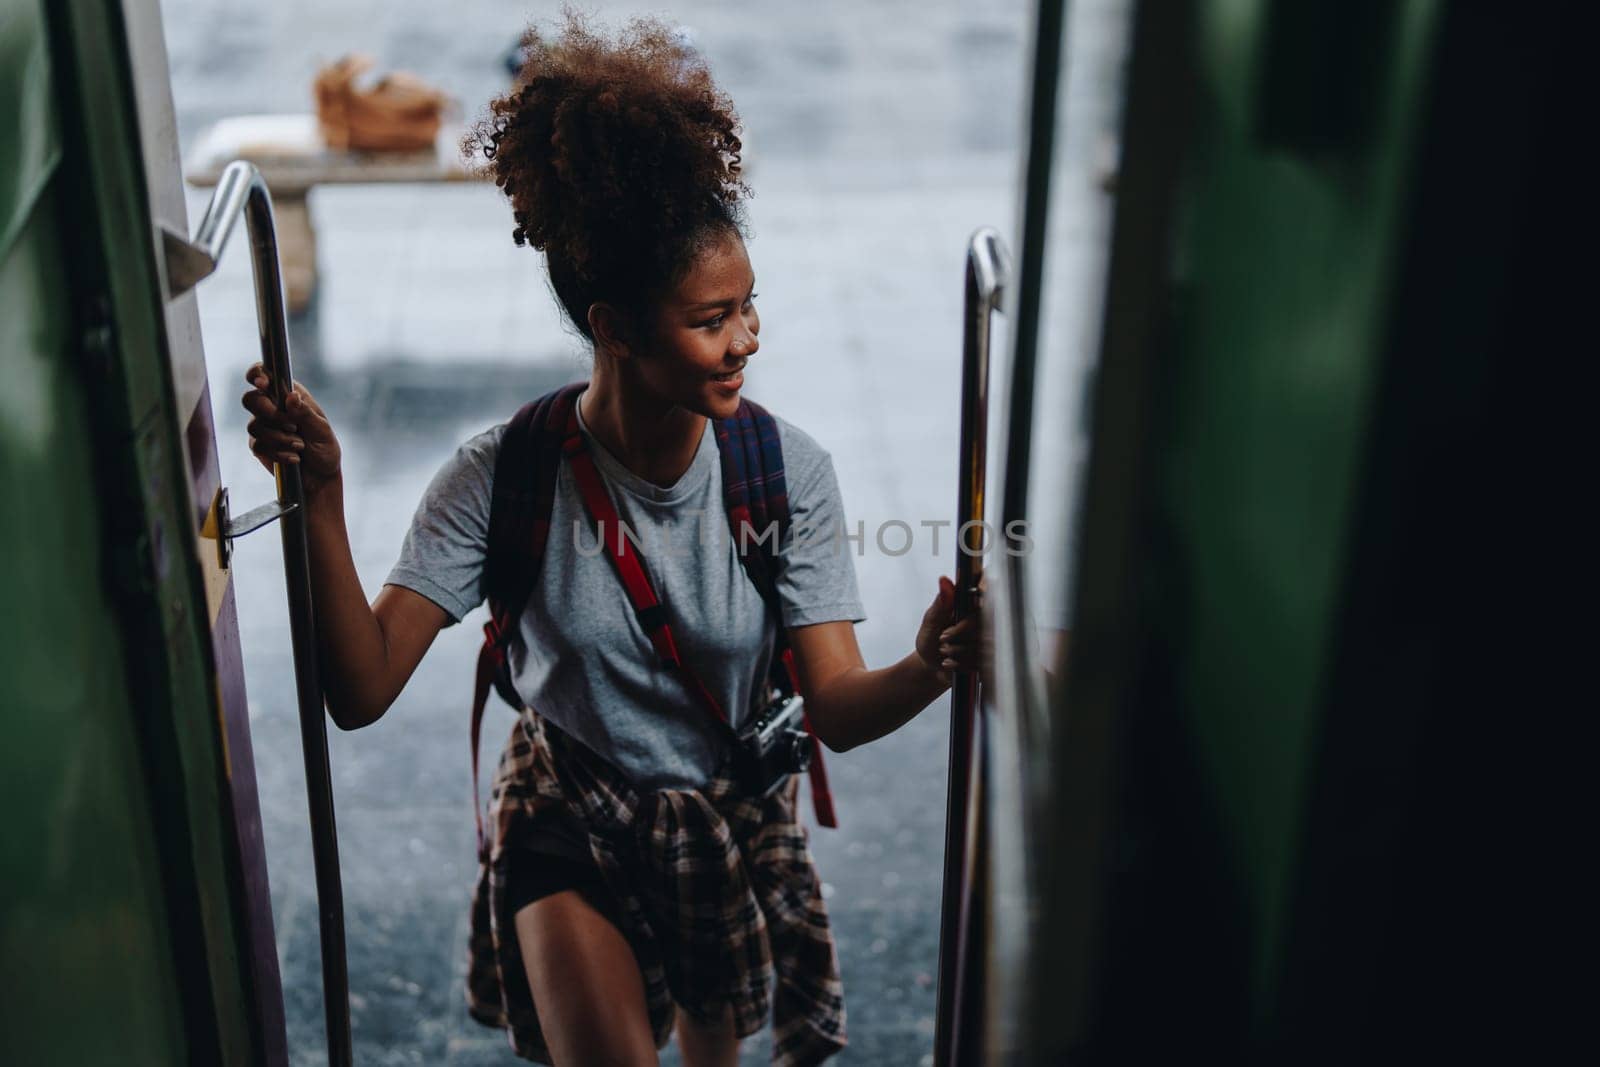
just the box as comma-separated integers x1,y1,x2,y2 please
732,328,758,358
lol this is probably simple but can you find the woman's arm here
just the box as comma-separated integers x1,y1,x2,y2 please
243,365,448,730
302,479,450,728
788,577,981,752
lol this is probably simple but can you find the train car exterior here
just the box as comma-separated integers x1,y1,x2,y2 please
1,0,284,1062
956,1,1580,1062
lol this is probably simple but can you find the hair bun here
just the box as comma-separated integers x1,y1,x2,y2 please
466,12,748,291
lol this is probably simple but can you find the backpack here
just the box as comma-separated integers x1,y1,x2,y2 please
470,382,837,861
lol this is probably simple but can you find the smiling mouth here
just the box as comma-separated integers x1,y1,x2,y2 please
710,363,746,383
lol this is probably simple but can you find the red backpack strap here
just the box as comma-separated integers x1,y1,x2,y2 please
561,409,732,727
714,399,839,829
472,381,586,862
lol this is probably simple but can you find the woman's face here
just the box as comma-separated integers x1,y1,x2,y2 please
637,231,760,421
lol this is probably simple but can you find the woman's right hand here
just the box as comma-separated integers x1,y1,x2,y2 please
241,363,343,497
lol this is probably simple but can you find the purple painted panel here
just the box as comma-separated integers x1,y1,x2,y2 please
213,577,289,1066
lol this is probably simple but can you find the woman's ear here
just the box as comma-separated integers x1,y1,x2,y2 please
588,302,632,360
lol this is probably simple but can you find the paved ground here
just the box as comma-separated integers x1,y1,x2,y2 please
159,1,1037,1063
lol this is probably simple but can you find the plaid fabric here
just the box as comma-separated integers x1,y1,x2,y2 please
466,711,847,1065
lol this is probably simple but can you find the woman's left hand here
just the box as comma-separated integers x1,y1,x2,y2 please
916,576,985,687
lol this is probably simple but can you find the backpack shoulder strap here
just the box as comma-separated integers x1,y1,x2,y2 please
713,399,839,828
713,395,789,606
472,380,584,860
483,381,586,663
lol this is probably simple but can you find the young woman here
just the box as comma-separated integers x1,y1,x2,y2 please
242,16,979,1067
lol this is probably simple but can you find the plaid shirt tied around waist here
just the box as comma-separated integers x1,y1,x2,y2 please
467,710,847,1065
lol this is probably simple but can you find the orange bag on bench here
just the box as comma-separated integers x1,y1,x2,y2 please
314,54,450,153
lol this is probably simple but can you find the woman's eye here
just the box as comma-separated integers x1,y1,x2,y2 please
700,314,726,329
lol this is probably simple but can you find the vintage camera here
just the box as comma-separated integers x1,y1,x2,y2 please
733,691,813,798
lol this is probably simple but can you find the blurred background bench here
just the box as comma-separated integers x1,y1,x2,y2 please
184,114,478,315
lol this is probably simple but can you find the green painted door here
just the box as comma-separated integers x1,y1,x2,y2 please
986,0,1455,1059
1,0,279,1061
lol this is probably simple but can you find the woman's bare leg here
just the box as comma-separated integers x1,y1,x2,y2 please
515,890,659,1066
676,1003,739,1067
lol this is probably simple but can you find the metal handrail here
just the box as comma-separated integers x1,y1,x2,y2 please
972,2,1070,1059
934,227,1010,1067
165,160,352,1067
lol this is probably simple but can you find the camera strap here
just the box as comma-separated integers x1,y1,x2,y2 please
561,409,836,829
470,386,838,865
562,415,735,728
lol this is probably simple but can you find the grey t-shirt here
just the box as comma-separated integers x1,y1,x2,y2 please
386,391,866,789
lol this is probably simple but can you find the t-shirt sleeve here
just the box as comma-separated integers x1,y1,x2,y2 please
384,425,505,624
774,419,867,628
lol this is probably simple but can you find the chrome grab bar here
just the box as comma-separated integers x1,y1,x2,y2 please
935,227,1011,1067
164,161,352,1067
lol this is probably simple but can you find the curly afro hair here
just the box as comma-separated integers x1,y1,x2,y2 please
465,12,749,341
